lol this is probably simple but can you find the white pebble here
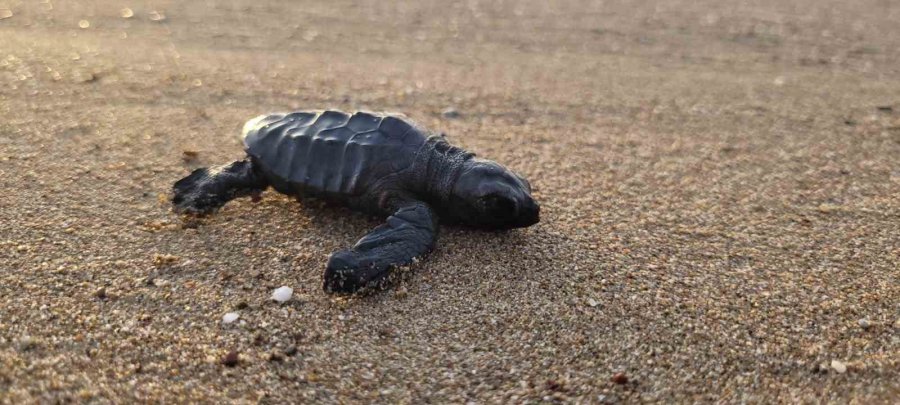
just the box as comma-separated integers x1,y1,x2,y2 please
830,360,847,373
222,312,239,324
857,318,870,329
587,298,599,307
272,286,293,303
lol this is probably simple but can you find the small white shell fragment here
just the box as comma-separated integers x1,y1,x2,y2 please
222,312,239,324
149,11,166,22
587,298,599,307
272,286,293,303
830,360,847,373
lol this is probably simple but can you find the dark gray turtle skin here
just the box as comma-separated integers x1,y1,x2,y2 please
172,110,540,293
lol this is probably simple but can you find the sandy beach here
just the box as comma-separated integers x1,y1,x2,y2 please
0,0,898,402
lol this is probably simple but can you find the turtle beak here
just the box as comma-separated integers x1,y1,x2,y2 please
515,197,540,227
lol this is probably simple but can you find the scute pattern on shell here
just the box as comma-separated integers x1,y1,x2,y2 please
243,111,428,196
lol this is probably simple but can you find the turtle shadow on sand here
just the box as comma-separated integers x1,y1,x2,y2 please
171,194,537,300
283,194,538,297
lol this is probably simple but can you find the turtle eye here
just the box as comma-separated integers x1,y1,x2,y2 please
483,195,516,217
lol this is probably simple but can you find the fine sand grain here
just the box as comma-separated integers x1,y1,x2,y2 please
1,0,898,403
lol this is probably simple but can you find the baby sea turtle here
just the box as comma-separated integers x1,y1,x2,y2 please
172,110,540,293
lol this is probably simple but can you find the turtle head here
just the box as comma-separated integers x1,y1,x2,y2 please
449,159,540,229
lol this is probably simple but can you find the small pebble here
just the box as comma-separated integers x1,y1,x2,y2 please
121,8,134,18
222,351,239,367
302,30,318,42
284,345,298,356
441,108,461,119
830,360,847,373
857,318,870,329
0,9,12,20
149,11,166,22
268,351,284,362
78,20,90,29
182,150,199,162
611,372,628,384
272,286,293,303
18,335,37,351
74,72,96,83
95,287,108,300
587,298,599,307
810,363,827,374
222,312,239,324
152,253,180,267
545,379,563,391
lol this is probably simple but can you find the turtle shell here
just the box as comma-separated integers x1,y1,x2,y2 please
242,110,428,196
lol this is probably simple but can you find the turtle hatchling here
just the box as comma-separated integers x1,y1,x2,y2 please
172,110,540,293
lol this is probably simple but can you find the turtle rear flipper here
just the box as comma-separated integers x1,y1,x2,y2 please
172,159,268,215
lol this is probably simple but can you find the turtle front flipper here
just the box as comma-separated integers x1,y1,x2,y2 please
324,202,438,294
172,159,268,215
